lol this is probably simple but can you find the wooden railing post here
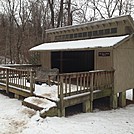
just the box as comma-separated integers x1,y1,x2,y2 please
57,75,60,96
90,73,94,112
6,69,9,94
30,69,34,95
48,75,51,86
59,76,65,116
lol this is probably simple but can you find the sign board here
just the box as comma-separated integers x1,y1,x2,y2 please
98,52,110,57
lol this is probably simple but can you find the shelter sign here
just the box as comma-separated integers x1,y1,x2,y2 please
98,52,110,57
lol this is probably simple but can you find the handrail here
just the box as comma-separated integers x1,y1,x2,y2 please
1,64,41,72
0,67,35,95
57,70,114,98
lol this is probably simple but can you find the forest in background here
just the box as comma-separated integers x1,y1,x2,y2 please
0,0,133,64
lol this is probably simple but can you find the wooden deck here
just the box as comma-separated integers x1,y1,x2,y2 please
0,66,115,117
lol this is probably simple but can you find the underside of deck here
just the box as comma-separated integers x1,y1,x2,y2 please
62,88,112,108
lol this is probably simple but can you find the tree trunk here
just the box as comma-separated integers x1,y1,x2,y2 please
57,0,64,27
67,0,72,25
48,0,55,28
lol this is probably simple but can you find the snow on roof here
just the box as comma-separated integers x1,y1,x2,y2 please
30,35,129,52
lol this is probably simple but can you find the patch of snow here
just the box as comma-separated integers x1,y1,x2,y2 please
24,96,56,111
34,84,58,101
0,86,134,134
126,89,133,100
22,104,134,134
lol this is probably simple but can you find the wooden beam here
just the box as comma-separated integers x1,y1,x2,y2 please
123,20,126,24
115,21,118,25
90,25,94,30
110,93,118,109
59,77,65,116
119,91,126,107
83,100,91,112
14,94,20,99
102,24,105,28
30,70,34,95
90,73,94,112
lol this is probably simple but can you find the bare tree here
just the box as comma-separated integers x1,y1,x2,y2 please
0,0,41,63
86,0,134,19
0,0,133,64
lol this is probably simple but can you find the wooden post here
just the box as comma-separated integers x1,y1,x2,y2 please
6,69,9,94
30,70,34,95
48,75,51,86
110,78,118,109
110,93,118,109
110,87,118,109
57,75,60,97
119,91,126,107
59,76,65,116
69,76,71,95
83,100,91,113
14,94,20,99
90,73,94,112
110,71,118,109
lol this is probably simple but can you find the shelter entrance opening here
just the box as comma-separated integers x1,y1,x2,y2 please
51,50,94,73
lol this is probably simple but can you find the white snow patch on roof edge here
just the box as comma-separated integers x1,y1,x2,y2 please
30,35,129,51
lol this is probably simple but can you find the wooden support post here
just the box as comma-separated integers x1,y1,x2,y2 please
119,91,126,107
14,94,20,99
6,69,9,94
48,76,51,86
90,73,94,112
30,70,34,95
110,72,118,109
59,77,65,117
83,100,91,113
110,93,118,109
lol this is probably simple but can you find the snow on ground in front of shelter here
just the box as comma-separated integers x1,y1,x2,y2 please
0,86,134,134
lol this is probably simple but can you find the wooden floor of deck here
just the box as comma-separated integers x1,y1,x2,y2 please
0,83,31,98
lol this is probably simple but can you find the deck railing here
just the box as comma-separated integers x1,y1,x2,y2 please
2,64,41,70
57,70,114,98
0,67,35,94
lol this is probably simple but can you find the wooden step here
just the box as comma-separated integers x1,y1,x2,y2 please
22,96,58,118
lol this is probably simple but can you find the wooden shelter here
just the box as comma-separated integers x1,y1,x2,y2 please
29,15,134,115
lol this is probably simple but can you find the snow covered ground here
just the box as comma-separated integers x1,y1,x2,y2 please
0,88,134,134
